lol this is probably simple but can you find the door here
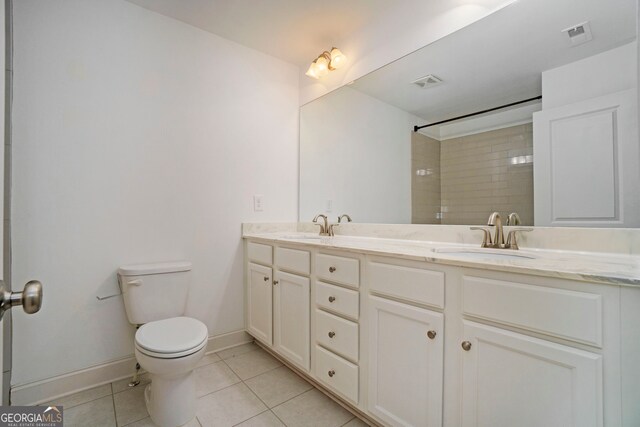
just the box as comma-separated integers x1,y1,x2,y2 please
533,89,639,226
368,296,444,427
273,270,309,370
461,321,603,427
247,262,273,345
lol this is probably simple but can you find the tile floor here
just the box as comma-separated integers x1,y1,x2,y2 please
43,342,371,427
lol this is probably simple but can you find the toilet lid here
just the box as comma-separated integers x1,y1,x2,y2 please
135,317,208,355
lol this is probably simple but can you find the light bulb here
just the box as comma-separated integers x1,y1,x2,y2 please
305,60,320,79
329,47,346,69
315,55,329,77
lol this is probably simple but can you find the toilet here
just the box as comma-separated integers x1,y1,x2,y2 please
118,261,207,427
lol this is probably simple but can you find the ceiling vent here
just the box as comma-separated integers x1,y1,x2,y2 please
562,21,593,47
412,74,443,89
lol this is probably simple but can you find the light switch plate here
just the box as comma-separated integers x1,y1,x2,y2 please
254,195,264,212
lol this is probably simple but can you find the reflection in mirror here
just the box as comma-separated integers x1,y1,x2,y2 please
300,0,638,227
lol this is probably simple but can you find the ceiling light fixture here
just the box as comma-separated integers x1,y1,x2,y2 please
305,47,347,79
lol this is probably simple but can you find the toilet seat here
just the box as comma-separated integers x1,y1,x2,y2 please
135,316,208,359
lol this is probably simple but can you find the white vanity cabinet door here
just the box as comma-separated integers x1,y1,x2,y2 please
461,321,603,427
248,262,273,345
274,271,310,371
368,296,443,427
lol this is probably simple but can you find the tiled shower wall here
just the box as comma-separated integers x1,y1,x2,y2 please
411,124,534,225
411,132,441,224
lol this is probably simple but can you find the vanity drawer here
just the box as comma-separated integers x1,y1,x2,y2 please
316,281,359,320
463,275,603,347
368,260,445,309
316,254,360,288
247,242,273,265
276,247,310,275
314,345,358,404
315,309,359,362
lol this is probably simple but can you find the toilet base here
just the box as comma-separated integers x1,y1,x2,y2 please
145,372,196,427
135,344,206,427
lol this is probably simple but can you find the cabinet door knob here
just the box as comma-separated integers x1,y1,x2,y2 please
273,280,279,286
461,341,472,351
328,370,335,377
263,276,269,282
328,296,336,303
427,330,436,340
329,266,337,273
328,331,336,338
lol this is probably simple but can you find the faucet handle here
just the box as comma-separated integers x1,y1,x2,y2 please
338,214,352,223
506,212,521,226
505,228,533,250
470,226,493,248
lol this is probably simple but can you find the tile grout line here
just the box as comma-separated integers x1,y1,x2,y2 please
45,389,113,411
109,392,117,427
339,415,358,427
230,409,270,427
237,375,291,427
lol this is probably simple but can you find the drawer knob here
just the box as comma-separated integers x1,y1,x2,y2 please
328,331,336,338
273,280,279,286
328,370,335,377
329,266,337,273
461,341,472,351
263,276,269,282
427,330,436,340
328,296,336,303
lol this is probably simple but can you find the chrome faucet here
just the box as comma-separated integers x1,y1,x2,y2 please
471,211,532,249
313,214,330,236
487,212,505,248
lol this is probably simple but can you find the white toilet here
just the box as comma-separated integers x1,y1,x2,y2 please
118,261,208,427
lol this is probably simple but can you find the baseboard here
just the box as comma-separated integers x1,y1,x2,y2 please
10,329,253,406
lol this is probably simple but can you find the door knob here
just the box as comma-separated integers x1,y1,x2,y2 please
427,330,436,339
0,280,43,320
461,341,472,351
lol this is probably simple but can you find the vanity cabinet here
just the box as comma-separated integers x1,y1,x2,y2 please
273,270,310,370
460,320,602,427
368,295,444,427
244,237,628,427
312,251,362,404
247,262,273,345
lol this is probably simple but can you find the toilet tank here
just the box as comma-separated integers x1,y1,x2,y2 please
118,261,192,325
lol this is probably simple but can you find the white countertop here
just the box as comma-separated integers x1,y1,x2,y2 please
243,232,640,286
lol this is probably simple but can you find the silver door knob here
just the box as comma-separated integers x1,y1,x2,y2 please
0,280,43,319
461,341,472,351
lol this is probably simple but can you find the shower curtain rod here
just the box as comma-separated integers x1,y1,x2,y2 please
413,95,542,132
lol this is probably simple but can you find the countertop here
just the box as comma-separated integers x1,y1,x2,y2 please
243,232,640,286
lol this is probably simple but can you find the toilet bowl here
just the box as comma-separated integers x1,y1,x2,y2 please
134,316,208,427
118,262,207,427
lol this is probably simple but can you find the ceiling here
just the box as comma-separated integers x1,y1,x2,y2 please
349,0,637,124
125,0,399,67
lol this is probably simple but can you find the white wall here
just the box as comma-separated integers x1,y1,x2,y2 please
299,0,516,105
300,87,418,223
11,0,299,385
542,41,637,108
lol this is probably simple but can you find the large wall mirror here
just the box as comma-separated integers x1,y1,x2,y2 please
300,0,638,227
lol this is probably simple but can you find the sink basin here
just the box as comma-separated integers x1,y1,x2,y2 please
432,247,536,260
